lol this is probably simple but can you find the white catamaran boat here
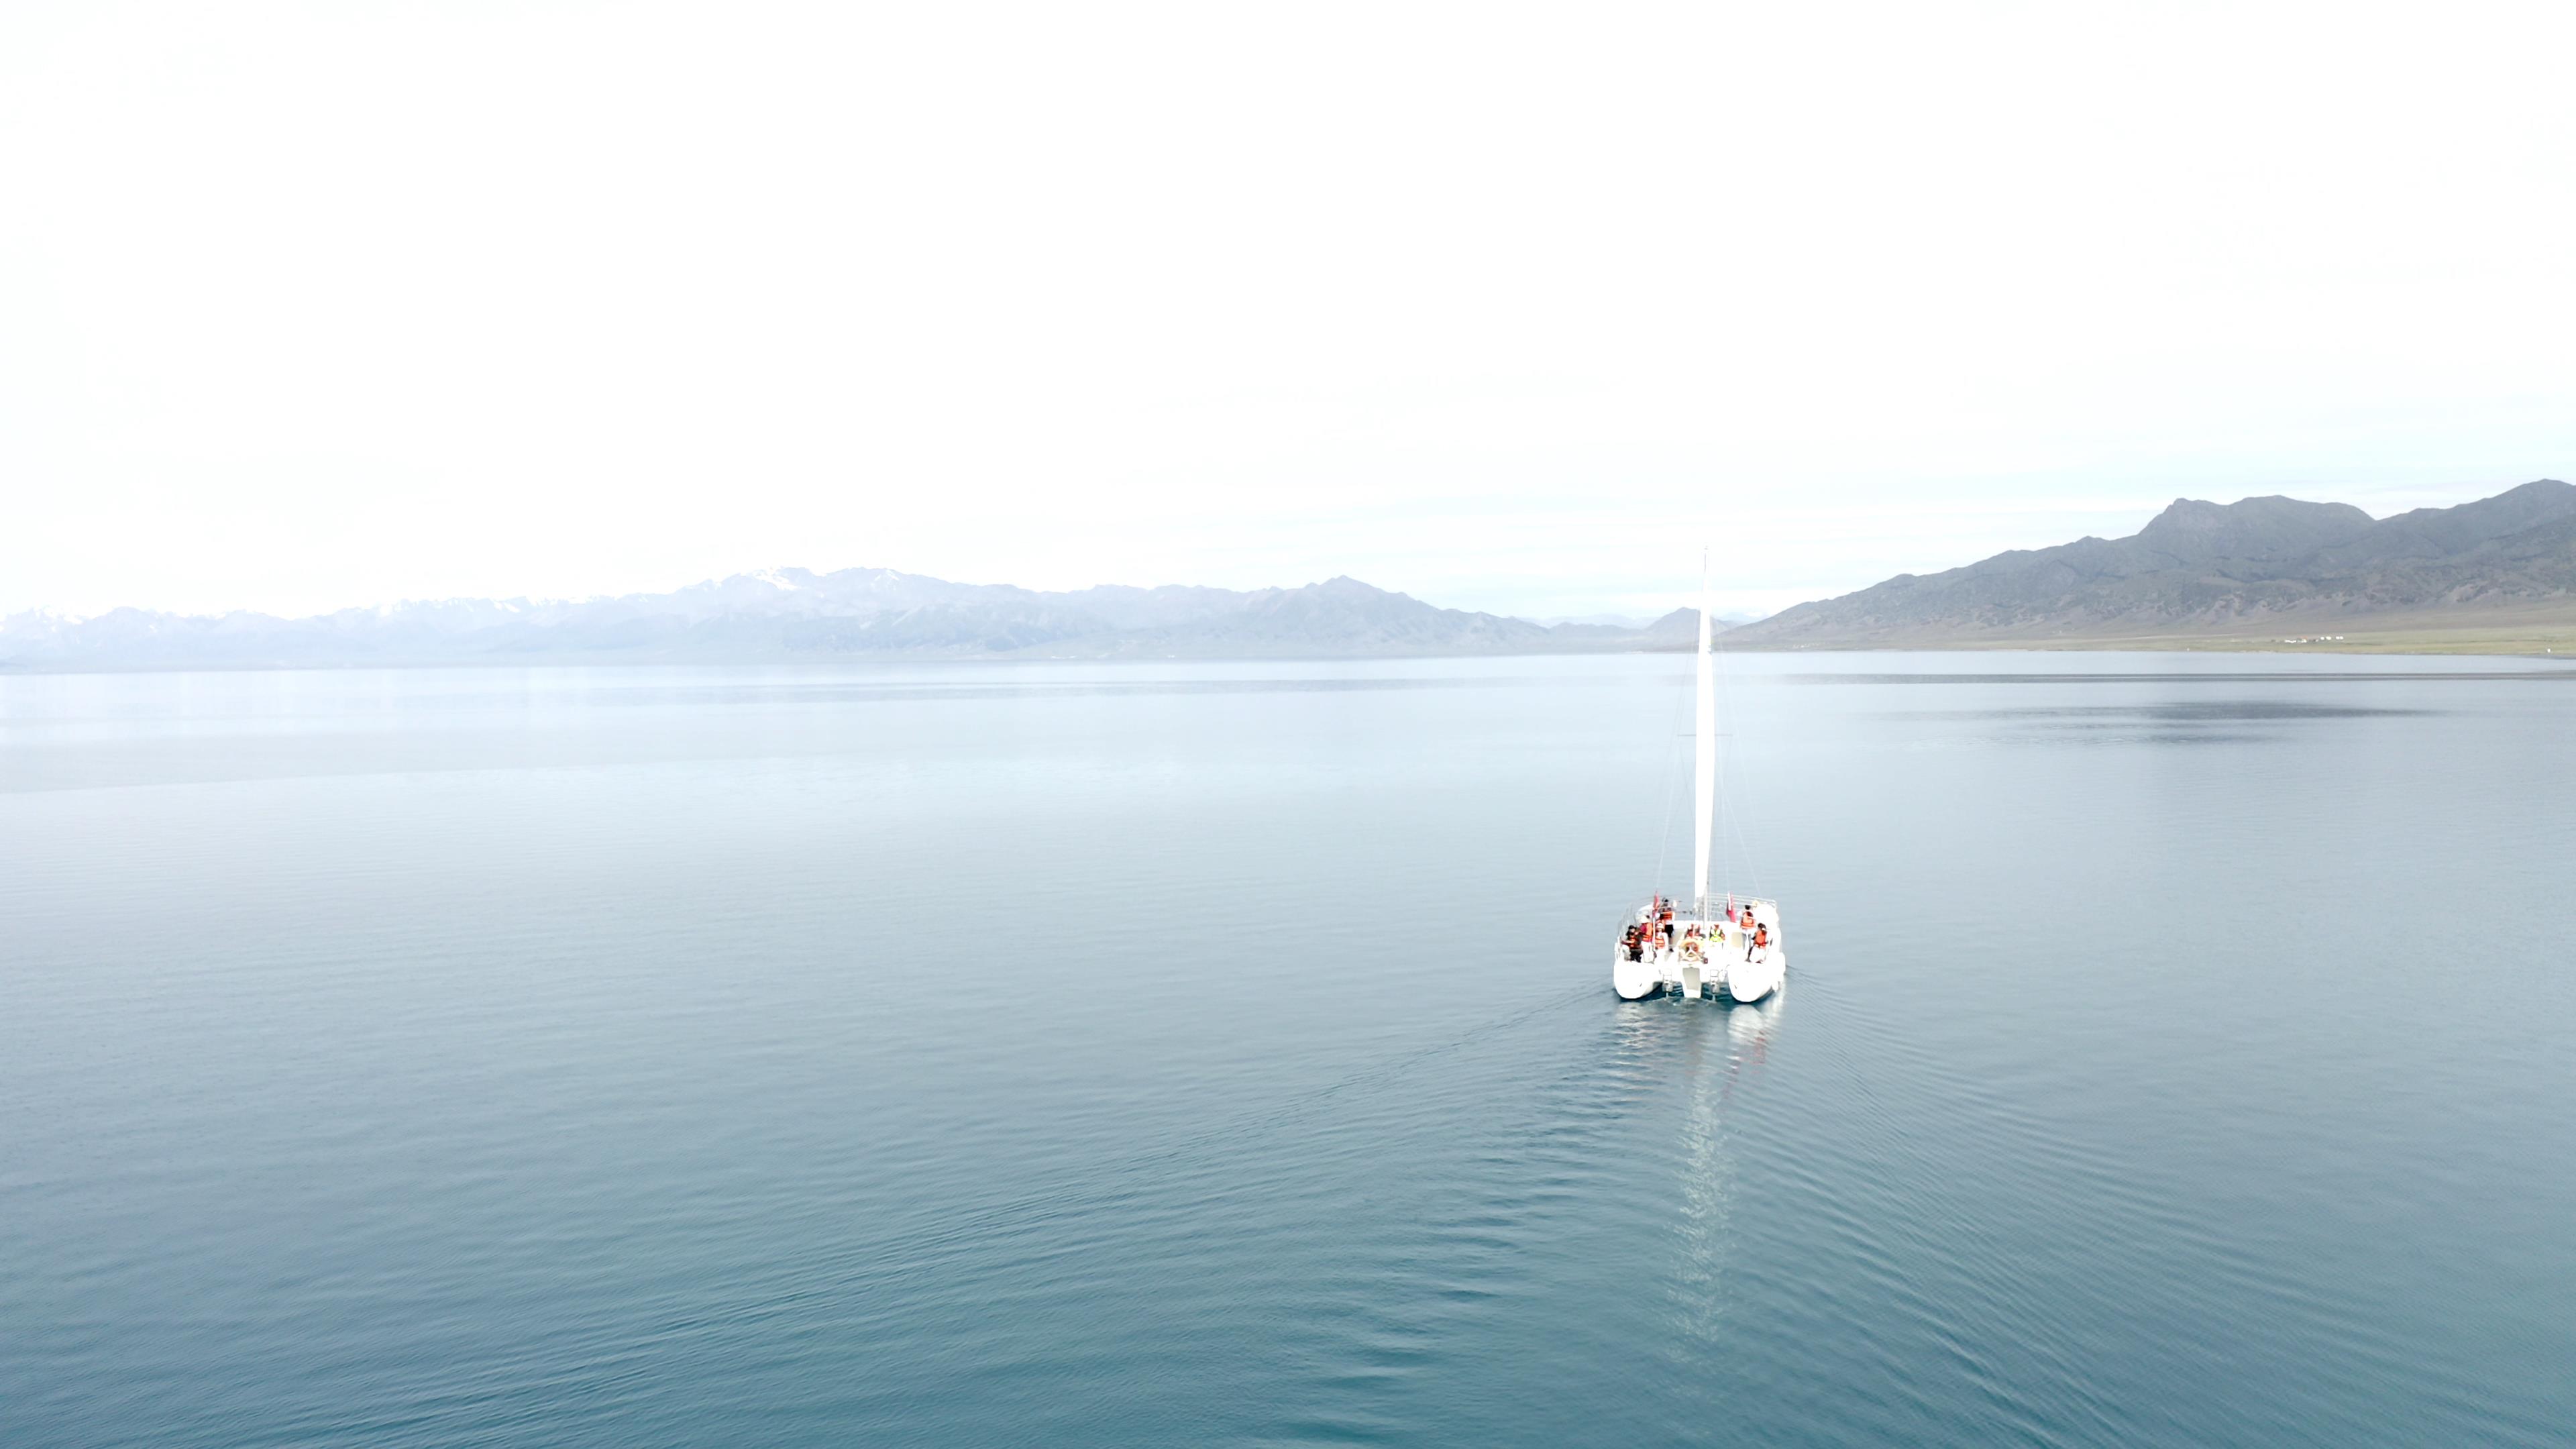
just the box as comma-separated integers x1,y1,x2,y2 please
1611,566,1786,1004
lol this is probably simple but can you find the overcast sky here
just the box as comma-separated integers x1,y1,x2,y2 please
5,1,2572,622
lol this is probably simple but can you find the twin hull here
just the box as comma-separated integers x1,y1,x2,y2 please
1613,902,1784,1003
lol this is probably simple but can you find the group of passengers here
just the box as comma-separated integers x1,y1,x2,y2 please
1621,896,1770,964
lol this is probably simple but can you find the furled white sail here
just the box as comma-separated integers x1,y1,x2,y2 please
1692,555,1715,912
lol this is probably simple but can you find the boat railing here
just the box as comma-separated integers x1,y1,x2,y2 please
1642,895,1779,918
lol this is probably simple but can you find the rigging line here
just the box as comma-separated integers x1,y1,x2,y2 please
1647,639,1692,897
1712,603,1768,902
1727,807,1764,904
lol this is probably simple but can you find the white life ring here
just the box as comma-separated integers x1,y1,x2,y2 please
1679,935,1705,963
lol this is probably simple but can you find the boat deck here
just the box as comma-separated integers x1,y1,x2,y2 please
1615,896,1784,1001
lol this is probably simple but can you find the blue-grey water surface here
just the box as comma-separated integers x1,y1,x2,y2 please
3,653,2571,1447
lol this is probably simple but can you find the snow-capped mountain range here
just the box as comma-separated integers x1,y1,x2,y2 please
1,569,1703,669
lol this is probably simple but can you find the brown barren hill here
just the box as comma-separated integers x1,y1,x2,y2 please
1729,480,2576,653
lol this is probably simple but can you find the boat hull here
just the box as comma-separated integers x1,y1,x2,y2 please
1611,900,1786,1002
1725,949,1784,1003
1611,949,1662,1000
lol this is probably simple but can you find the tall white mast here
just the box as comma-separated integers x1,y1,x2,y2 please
1692,549,1715,915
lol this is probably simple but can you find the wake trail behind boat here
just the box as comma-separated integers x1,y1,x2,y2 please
825,979,1607,1291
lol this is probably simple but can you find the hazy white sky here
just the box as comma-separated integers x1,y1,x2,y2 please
5,1,2573,621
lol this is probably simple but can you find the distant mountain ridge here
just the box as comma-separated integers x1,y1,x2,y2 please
21,480,2566,667
1733,479,2576,646
1,570,1700,669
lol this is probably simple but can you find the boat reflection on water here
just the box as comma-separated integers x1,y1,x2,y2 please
1601,979,1788,1108
1601,983,1788,1367
1725,981,1785,1058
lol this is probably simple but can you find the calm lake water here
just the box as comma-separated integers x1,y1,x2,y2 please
3,653,2571,1447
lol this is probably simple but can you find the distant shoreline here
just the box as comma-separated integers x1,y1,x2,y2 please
1723,623,2575,656
4,637,2570,674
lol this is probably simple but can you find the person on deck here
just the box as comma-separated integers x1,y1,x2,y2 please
1746,922,1770,961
